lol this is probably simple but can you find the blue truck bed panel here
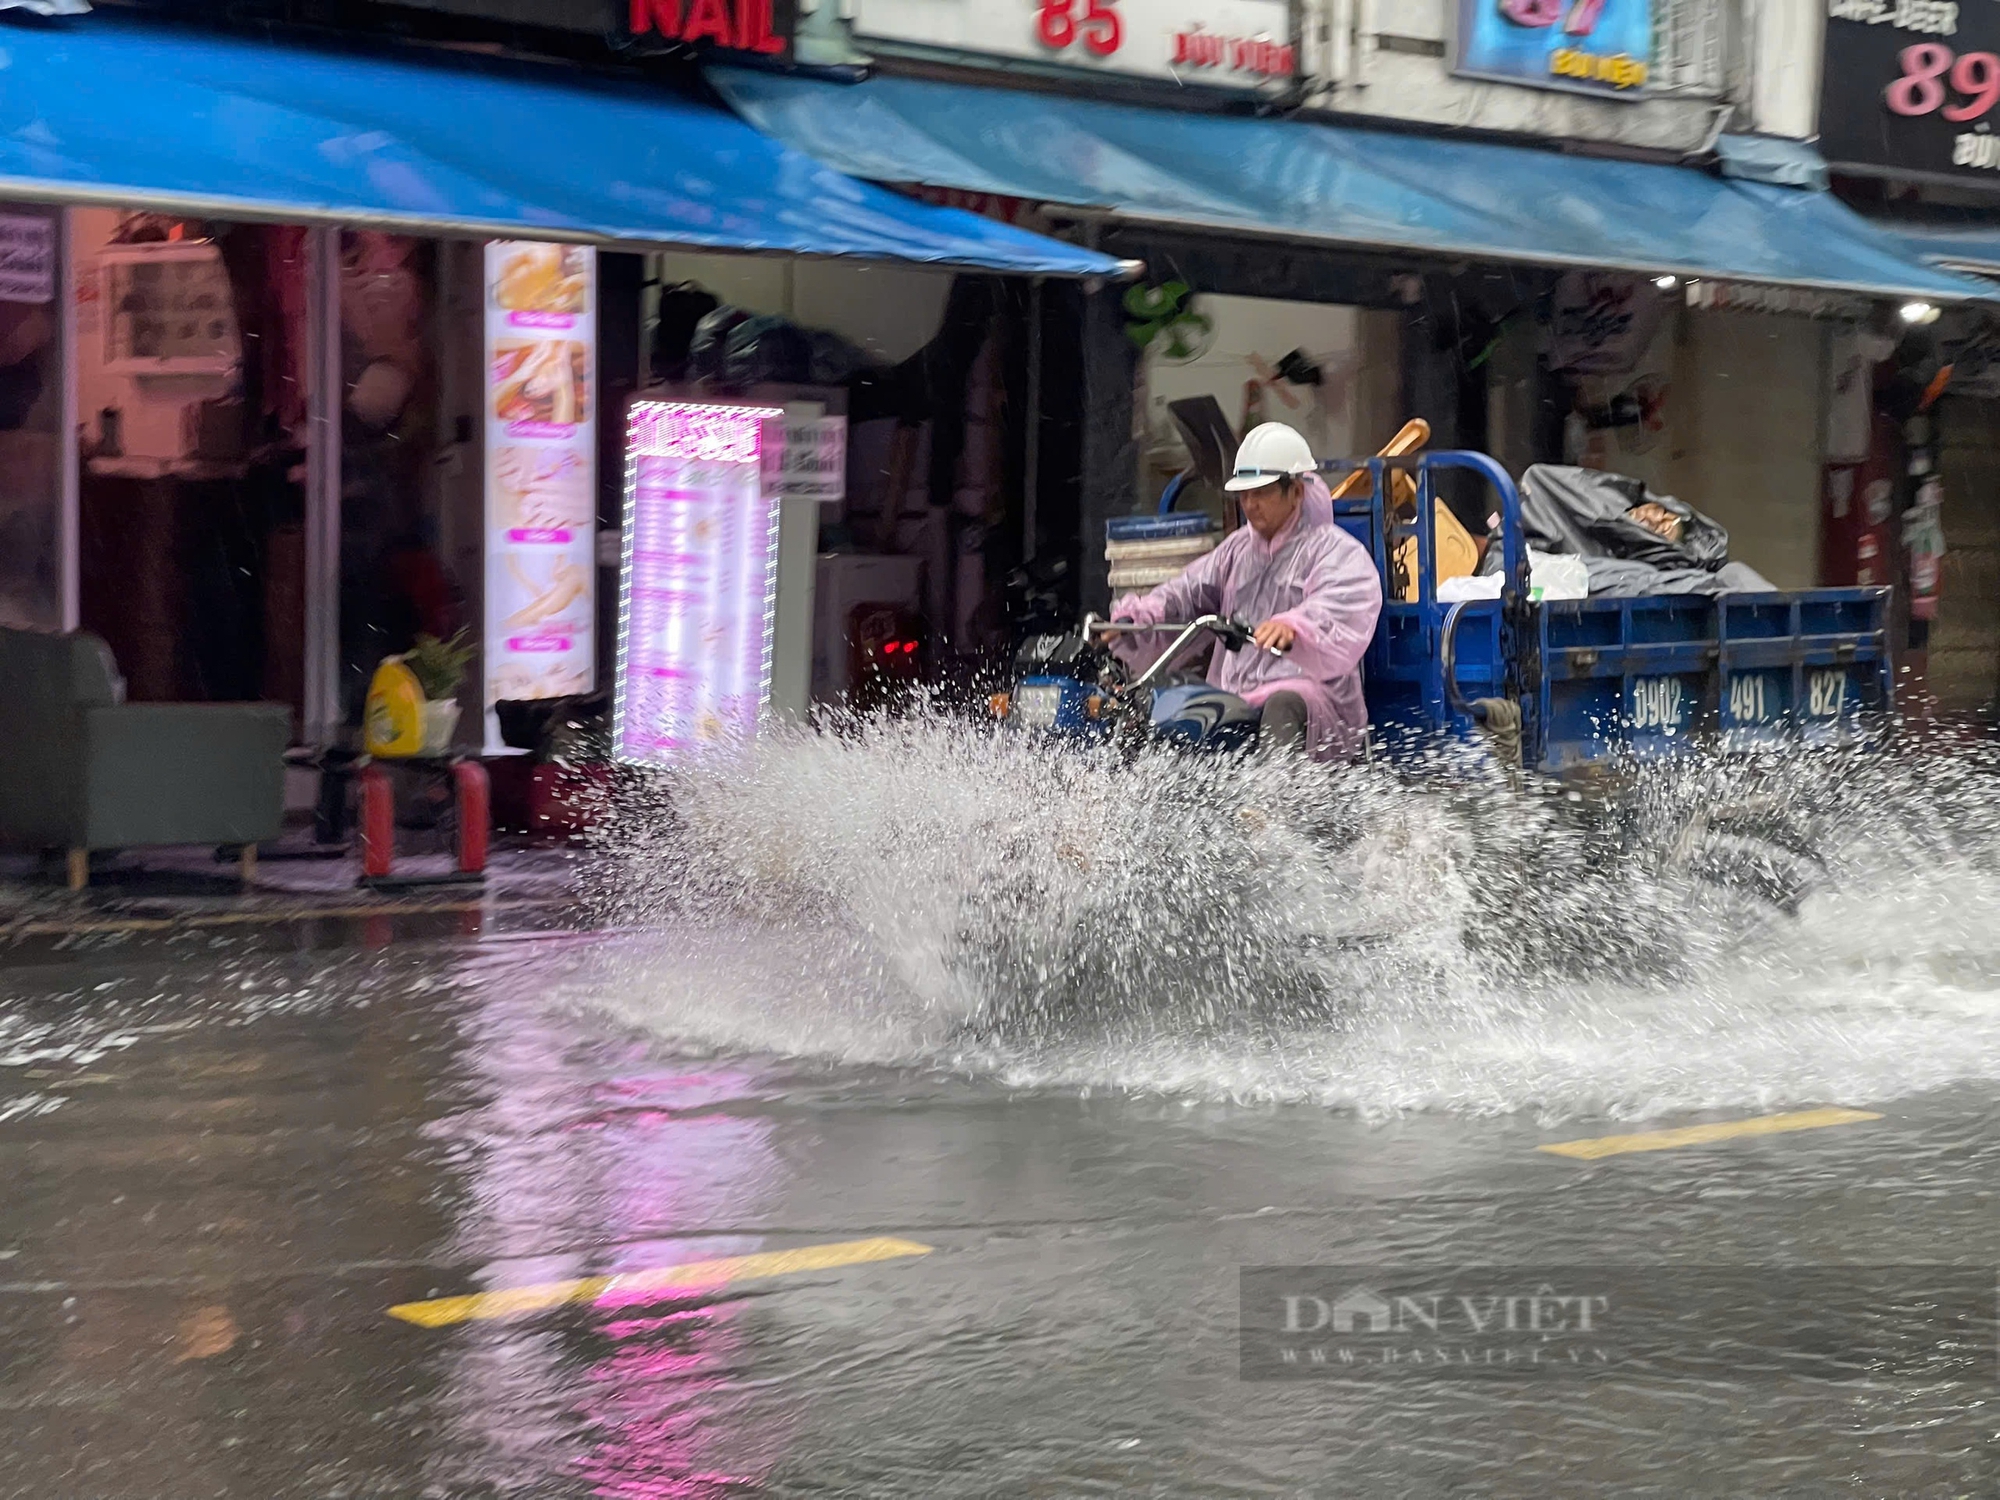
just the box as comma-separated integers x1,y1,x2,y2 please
1320,454,1895,774
1130,453,1898,772
1533,590,1891,770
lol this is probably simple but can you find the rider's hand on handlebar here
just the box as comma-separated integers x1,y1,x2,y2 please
1252,619,1297,654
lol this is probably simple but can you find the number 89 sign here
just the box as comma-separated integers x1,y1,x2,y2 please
1888,43,2000,122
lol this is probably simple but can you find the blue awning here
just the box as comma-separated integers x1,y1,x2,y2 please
1888,224,2000,279
0,14,1120,277
1714,134,1830,192
713,68,1990,303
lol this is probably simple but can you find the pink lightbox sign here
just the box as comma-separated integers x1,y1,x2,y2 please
615,401,784,764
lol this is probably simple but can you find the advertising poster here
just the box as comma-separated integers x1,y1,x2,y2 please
615,401,785,764
483,241,597,713
1547,272,1665,375
1454,0,1652,98
0,215,54,304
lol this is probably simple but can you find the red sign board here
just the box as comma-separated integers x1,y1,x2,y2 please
628,0,784,54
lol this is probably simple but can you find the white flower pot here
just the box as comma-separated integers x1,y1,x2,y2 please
420,699,462,755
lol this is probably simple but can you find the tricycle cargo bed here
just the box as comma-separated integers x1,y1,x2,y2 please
1326,454,1894,775
1369,587,1893,774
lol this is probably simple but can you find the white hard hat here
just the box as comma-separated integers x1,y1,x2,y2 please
1224,422,1316,492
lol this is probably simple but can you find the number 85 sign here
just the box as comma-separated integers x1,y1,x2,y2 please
852,0,1293,89
1038,0,1122,55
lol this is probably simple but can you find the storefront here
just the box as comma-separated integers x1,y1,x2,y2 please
716,63,1988,617
1820,0,2000,715
0,9,1116,775
629,244,1094,713
1484,273,1887,594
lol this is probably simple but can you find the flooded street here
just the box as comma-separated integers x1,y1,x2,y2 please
4,736,2000,1496
17,0,2000,1490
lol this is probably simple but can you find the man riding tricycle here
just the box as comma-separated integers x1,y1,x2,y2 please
995,421,1386,759
990,415,1894,913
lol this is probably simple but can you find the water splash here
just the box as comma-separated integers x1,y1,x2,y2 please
572,715,2000,1121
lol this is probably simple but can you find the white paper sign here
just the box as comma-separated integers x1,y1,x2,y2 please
0,215,55,304
773,408,847,504
483,241,598,711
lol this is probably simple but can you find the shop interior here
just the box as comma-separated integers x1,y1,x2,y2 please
1100,245,1911,632
1111,264,1510,605
56,210,1100,778
1136,291,1403,515
72,211,483,736
638,248,1089,710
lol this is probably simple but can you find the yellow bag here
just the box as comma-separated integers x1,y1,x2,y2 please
364,657,425,758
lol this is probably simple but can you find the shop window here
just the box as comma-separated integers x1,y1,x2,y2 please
0,206,63,633
75,210,309,711
338,230,460,729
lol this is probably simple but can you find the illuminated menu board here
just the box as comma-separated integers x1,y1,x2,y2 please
614,401,784,764
482,241,597,713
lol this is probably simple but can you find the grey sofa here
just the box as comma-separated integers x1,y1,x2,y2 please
0,628,290,889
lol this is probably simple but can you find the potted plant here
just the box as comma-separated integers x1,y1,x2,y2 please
403,629,474,754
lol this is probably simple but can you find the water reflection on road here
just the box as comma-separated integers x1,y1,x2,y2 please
425,984,789,1497
0,918,1992,1497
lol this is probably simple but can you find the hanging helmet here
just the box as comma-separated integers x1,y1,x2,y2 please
1224,422,1317,492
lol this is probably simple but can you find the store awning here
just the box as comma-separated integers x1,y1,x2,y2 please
0,14,1120,276
712,68,1992,303
1888,224,2000,279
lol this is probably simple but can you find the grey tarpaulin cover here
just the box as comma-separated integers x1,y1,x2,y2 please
1583,558,1776,598
1517,465,1730,571
1481,465,1774,594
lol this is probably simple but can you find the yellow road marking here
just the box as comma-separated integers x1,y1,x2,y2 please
388,1235,934,1328
1538,1107,1883,1161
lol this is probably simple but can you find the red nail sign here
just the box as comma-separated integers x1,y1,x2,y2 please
627,0,785,55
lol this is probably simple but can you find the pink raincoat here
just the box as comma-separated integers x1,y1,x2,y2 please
1110,477,1383,759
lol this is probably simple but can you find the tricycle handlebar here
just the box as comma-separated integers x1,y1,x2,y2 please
1083,613,1282,691
1086,616,1230,638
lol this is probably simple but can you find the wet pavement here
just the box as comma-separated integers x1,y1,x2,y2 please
0,924,1995,1499
0,843,584,946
